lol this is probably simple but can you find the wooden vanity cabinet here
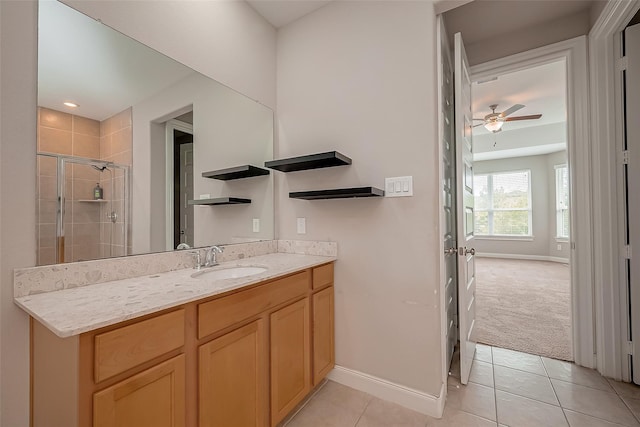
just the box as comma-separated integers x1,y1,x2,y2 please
31,262,335,427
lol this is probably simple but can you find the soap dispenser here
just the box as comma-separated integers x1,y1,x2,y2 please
94,183,103,200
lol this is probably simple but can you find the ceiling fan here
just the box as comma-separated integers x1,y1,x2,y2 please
473,104,542,133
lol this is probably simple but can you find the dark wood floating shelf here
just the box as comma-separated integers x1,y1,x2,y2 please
289,187,384,200
188,197,251,205
265,151,352,172
202,165,270,181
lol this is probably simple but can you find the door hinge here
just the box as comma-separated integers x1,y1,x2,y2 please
627,341,634,356
622,150,630,165
624,245,633,259
618,56,629,71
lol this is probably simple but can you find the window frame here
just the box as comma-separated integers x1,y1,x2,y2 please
555,164,570,240
474,169,533,238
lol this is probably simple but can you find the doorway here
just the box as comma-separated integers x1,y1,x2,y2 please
438,29,593,390
471,60,572,361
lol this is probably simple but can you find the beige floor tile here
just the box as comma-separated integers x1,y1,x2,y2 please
542,357,613,391
355,397,427,427
493,365,558,405
564,409,630,427
286,395,364,427
496,390,568,427
426,407,497,426
492,347,547,376
475,344,493,364
609,379,640,399
551,379,639,426
314,381,372,414
622,396,640,421
446,382,496,421
469,360,494,388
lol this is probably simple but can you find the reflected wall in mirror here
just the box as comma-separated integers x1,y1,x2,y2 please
36,0,274,265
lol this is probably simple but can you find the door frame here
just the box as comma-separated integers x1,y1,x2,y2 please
590,0,640,381
447,36,594,368
165,119,193,251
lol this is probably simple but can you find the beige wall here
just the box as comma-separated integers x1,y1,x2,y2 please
277,1,442,396
61,0,277,109
0,1,37,425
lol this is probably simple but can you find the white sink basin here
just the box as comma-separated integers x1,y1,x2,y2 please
191,266,267,280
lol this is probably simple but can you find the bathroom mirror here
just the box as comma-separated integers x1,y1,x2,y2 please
36,0,274,265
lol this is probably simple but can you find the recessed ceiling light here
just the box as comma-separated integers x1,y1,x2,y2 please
63,102,79,108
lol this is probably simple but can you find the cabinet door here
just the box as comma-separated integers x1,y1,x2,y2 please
199,320,267,427
270,298,310,426
93,354,185,427
313,286,334,385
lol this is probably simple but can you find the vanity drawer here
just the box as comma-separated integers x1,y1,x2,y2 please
94,309,185,383
312,263,333,290
198,271,310,339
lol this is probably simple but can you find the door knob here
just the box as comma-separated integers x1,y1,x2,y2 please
464,247,476,256
444,247,457,255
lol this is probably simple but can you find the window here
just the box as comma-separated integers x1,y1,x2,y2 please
474,170,532,236
555,165,570,239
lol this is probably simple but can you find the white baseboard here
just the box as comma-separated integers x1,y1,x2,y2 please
327,365,445,418
476,252,569,264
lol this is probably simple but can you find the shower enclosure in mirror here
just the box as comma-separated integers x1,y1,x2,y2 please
37,152,130,266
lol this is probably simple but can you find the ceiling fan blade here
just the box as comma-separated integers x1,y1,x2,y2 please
473,123,485,127
473,118,485,121
499,104,525,118
504,114,542,122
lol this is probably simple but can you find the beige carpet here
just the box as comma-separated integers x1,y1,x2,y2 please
474,257,573,361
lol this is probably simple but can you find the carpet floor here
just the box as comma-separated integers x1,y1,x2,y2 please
474,257,573,361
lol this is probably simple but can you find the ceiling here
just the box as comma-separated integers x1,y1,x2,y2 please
38,1,195,121
445,0,598,47
472,60,567,161
246,0,332,28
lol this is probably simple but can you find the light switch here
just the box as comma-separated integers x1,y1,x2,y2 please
297,217,306,234
385,176,413,197
253,218,260,233
199,194,211,200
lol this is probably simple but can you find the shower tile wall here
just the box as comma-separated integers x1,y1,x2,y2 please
36,107,132,265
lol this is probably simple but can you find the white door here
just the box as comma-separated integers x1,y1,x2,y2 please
454,32,477,385
179,142,194,248
438,16,458,373
626,23,640,384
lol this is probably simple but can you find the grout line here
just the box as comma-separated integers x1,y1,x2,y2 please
353,397,372,427
491,346,499,426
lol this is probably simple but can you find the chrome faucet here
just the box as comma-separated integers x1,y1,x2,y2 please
204,245,224,267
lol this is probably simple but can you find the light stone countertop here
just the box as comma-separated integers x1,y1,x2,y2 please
15,253,335,338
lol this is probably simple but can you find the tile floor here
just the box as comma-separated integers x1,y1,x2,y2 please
283,344,640,426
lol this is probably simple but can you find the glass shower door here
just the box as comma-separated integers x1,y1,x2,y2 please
36,154,129,265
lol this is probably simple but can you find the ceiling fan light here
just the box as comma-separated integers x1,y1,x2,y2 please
484,121,504,133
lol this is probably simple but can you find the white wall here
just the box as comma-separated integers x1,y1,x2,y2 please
62,0,277,109
0,2,276,424
473,151,569,260
0,2,37,425
277,0,443,399
131,72,274,254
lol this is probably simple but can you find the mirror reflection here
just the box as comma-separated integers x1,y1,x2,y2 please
36,1,274,266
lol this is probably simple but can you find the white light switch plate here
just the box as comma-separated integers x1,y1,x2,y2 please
199,194,211,200
385,176,413,197
297,217,306,234
253,218,260,233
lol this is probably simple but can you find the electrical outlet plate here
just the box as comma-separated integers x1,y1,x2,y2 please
253,218,260,233
297,217,306,234
385,176,413,197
